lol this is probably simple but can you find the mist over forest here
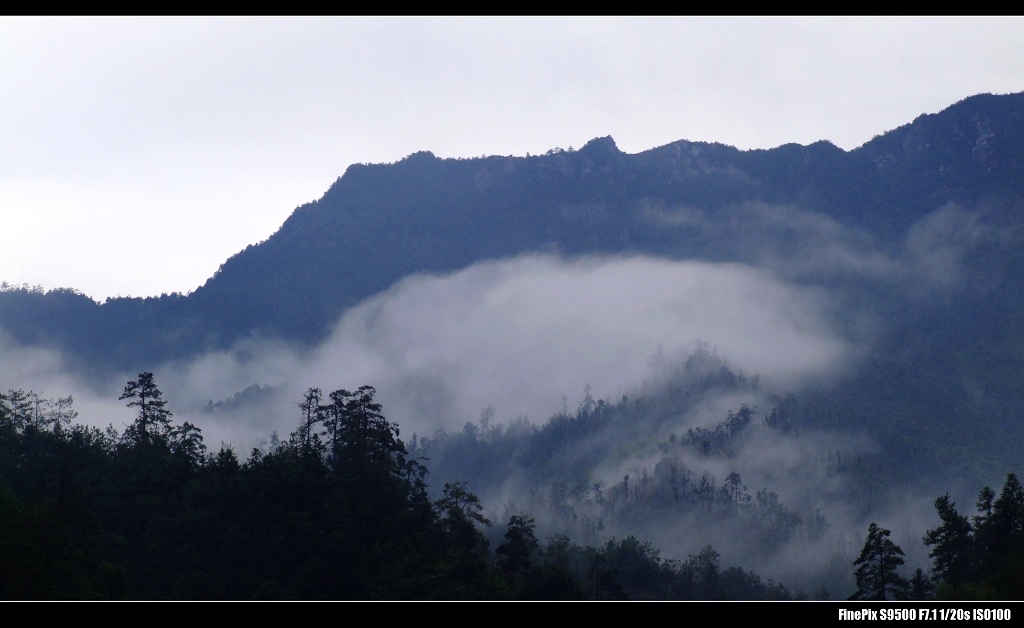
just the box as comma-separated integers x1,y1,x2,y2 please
3,92,1024,599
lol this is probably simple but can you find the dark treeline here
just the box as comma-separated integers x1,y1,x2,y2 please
920,473,1024,599
6,371,1023,599
0,374,792,600
847,472,1024,601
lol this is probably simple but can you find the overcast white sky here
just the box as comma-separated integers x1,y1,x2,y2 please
3,16,1024,302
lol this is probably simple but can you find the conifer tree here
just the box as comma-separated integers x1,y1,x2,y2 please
923,494,973,591
120,372,172,446
850,522,909,600
497,514,538,576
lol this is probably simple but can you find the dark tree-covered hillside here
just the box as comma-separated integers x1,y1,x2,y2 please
4,93,1024,374
0,377,797,600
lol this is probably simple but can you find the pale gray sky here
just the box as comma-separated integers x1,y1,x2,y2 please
3,16,1023,301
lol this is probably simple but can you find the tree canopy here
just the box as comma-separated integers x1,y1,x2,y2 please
119,372,172,446
850,522,909,600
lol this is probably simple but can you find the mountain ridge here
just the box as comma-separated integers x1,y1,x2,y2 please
3,91,1023,373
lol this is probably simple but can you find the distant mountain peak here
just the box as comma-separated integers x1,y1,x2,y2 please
580,136,619,153
401,150,437,162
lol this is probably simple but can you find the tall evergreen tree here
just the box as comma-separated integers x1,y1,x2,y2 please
119,372,172,446
972,473,1024,596
339,385,403,478
296,387,323,459
850,522,909,600
909,568,936,600
923,494,973,592
496,514,538,576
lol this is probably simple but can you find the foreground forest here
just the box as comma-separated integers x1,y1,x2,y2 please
3,372,1023,600
0,374,795,600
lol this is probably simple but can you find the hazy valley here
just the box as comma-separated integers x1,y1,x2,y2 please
4,92,1024,599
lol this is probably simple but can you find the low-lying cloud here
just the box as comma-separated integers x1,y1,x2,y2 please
2,252,854,456
0,249,960,596
302,254,850,434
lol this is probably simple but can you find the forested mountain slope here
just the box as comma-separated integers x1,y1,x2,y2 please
3,92,1024,488
3,92,1022,372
